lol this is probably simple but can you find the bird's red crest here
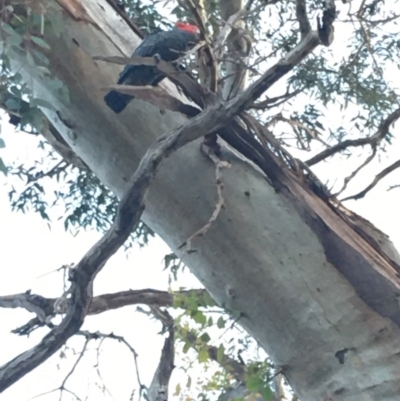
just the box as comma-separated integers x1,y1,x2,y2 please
175,22,200,35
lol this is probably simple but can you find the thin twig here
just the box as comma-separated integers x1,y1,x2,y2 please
341,159,400,202
333,146,377,197
250,87,304,110
305,106,400,166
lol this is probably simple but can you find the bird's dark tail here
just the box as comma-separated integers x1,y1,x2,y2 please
104,90,133,114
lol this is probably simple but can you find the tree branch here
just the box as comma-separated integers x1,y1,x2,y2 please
341,159,400,202
184,0,219,92
0,289,208,329
305,106,400,166
296,0,311,38
147,309,175,401
332,147,377,197
317,0,336,46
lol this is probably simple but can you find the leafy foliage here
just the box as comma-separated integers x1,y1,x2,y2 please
7,141,154,245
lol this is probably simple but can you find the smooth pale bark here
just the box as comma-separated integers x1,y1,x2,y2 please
220,0,249,99
4,1,400,400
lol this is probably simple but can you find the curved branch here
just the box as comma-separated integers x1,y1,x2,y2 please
306,106,400,167
333,147,377,197
341,159,400,202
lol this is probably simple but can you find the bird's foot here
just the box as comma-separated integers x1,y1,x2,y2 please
202,133,221,157
153,53,162,64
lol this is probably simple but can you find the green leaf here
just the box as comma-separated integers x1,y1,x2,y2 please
31,36,50,50
192,311,206,325
246,376,263,392
5,98,20,110
203,292,215,306
48,77,63,91
2,54,11,71
33,50,50,66
7,33,23,47
263,386,274,401
9,86,22,97
0,157,7,175
36,66,51,76
172,294,183,308
186,296,199,312
1,23,16,35
20,107,44,131
198,348,209,363
26,51,35,66
12,73,23,82
200,332,211,343
217,344,224,363
0,138,5,148
173,383,181,396
217,316,225,329
182,342,191,354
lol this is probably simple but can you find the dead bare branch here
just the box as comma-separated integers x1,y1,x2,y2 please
184,0,219,91
341,159,400,202
296,0,311,38
58,337,90,397
214,9,247,59
388,184,400,191
0,289,209,330
317,0,336,46
147,309,174,401
305,106,400,166
249,87,304,110
333,147,377,197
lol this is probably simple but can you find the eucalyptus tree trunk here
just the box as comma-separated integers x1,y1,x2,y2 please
3,1,400,400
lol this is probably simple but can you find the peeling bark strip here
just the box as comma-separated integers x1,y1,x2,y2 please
2,0,400,400
55,0,95,23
